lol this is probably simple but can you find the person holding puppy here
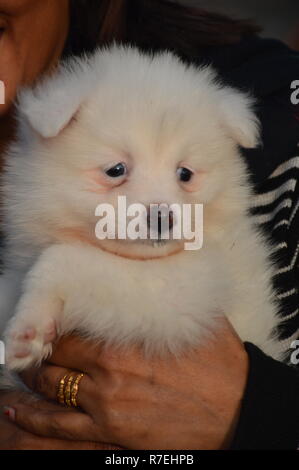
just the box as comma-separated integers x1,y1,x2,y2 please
0,0,298,450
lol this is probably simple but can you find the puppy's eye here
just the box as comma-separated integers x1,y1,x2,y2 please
105,163,127,178
177,167,194,183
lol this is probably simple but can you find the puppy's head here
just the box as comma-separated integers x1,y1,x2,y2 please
15,45,260,260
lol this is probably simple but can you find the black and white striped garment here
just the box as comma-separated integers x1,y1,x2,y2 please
251,147,299,360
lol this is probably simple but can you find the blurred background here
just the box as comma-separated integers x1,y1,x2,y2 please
180,0,299,49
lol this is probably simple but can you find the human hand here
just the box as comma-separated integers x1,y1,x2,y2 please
3,317,249,450
0,389,121,450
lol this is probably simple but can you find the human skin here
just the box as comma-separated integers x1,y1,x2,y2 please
0,391,122,450
0,0,249,450
0,0,69,114
0,0,69,167
2,319,249,450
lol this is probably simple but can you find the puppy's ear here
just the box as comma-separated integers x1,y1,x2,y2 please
18,59,93,139
217,87,261,149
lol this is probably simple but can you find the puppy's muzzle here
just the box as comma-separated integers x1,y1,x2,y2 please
147,206,174,238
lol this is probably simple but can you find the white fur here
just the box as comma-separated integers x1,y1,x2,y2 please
0,45,283,373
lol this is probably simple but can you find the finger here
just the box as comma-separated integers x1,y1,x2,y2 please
19,439,123,450
0,390,74,414
49,335,102,374
0,413,122,450
49,335,149,376
0,396,122,450
48,336,161,378
0,390,35,408
20,364,94,410
4,403,117,446
7,431,122,450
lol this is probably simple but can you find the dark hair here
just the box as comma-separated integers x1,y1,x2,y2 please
64,0,260,60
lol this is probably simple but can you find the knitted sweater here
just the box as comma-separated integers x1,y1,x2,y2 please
198,36,299,449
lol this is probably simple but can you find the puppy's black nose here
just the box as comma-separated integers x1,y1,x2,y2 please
147,208,174,235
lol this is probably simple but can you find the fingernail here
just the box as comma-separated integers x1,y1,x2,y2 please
3,406,16,421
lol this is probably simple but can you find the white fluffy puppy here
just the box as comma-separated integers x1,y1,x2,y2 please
0,45,283,371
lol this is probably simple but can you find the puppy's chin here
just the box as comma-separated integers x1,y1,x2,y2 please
97,239,185,261
56,227,185,260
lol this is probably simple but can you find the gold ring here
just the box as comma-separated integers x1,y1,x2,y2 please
57,374,68,405
71,373,84,408
56,372,84,408
64,374,75,407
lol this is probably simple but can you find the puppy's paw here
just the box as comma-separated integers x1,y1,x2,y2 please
4,319,57,371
